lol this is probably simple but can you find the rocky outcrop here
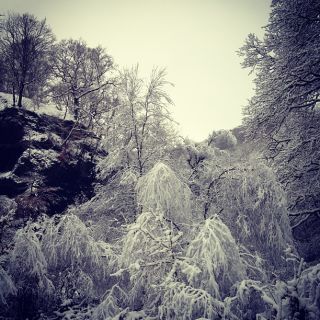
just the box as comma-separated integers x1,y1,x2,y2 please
0,107,104,221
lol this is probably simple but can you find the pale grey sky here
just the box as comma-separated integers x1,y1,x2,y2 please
1,0,271,141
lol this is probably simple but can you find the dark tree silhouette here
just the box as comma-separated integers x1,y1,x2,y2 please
0,12,54,107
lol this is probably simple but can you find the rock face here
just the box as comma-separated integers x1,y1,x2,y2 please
0,107,103,220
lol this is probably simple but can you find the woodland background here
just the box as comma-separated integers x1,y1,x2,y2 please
0,1,320,319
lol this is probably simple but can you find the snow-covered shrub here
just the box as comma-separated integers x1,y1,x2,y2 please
42,214,107,273
159,281,223,320
0,264,16,306
42,213,114,300
3,213,117,318
93,283,149,319
186,216,245,298
10,224,53,294
213,160,293,271
8,223,54,318
120,211,181,309
225,260,320,320
136,162,192,225
93,284,128,320
296,263,320,319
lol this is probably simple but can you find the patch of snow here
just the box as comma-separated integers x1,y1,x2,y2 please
25,130,48,142
24,130,63,147
47,132,64,146
0,92,74,120
19,148,59,170
0,171,12,179
124,310,148,319
60,298,73,307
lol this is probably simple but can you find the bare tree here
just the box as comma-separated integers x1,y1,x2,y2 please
0,12,55,107
50,39,114,123
117,65,175,175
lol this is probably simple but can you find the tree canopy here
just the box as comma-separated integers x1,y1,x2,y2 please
239,0,320,240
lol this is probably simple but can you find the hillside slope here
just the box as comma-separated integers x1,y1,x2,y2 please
0,104,104,252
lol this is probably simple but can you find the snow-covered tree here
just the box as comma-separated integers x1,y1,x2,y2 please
42,213,115,301
101,162,247,318
239,0,320,261
186,216,245,298
136,162,192,224
98,65,177,177
10,224,53,294
208,129,237,150
213,160,293,271
117,163,192,310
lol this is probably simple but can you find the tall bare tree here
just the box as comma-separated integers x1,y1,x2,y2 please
0,12,55,107
114,65,176,175
50,39,114,123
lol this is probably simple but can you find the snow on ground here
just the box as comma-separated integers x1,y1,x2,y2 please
0,92,74,120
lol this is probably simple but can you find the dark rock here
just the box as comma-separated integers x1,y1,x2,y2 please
0,173,28,197
0,109,26,172
0,143,26,172
0,106,101,218
43,159,95,214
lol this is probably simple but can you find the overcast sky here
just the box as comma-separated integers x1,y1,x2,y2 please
1,0,271,141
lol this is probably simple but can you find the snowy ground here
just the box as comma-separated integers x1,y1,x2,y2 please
0,92,74,120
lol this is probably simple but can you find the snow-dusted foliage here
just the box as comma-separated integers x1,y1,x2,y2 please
115,162,192,313
296,263,320,319
115,162,246,317
208,129,237,150
136,162,192,224
93,284,128,320
212,160,293,270
42,214,107,275
225,262,320,320
3,213,118,317
238,244,266,281
0,264,16,306
120,210,181,309
186,216,245,298
9,224,53,294
159,281,223,320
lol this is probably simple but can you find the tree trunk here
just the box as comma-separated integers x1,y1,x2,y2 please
17,83,24,108
63,104,68,120
12,84,16,106
74,97,79,120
